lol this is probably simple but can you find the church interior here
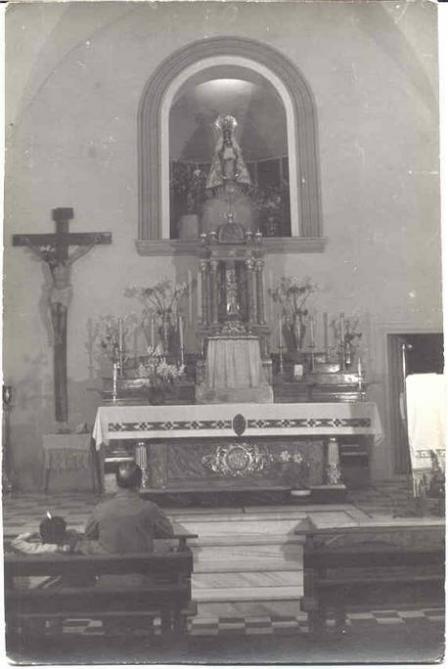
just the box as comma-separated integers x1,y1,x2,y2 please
3,1,445,664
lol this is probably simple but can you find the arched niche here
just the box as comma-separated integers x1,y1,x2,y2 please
137,37,325,255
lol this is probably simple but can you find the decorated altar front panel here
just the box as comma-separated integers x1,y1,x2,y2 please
93,402,382,492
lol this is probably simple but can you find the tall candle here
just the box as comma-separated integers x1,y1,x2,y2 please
310,317,315,349
187,270,193,324
118,318,124,350
357,357,363,392
323,312,328,353
340,312,345,345
150,316,155,349
133,328,138,361
197,271,202,319
179,315,184,363
267,270,273,323
112,362,118,402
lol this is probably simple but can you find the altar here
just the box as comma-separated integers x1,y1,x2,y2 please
93,401,383,502
89,113,384,505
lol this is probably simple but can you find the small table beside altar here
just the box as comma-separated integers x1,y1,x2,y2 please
42,433,98,493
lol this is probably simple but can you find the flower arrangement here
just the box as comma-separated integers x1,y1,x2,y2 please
170,162,207,215
330,316,362,367
331,316,362,347
275,449,309,488
135,344,185,403
250,182,289,236
269,276,316,351
93,314,139,363
124,279,191,320
124,278,194,354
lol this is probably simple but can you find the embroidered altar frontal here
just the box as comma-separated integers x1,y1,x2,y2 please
93,402,382,492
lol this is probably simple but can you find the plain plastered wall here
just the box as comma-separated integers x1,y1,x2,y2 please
4,1,442,489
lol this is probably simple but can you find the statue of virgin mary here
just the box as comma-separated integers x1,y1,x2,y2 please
201,115,255,235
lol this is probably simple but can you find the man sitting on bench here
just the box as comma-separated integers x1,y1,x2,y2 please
80,462,175,635
81,462,174,580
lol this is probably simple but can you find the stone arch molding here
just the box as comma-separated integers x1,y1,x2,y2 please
138,37,322,247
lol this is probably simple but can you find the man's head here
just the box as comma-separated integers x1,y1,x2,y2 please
39,516,67,544
116,462,143,490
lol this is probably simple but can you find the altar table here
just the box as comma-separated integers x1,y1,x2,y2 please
93,402,382,495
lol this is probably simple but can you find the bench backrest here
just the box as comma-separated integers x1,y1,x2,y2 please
4,551,193,583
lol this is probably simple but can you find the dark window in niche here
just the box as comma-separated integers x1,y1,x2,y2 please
169,73,290,240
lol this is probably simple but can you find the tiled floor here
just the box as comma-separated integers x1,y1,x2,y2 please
3,481,445,648
57,608,444,638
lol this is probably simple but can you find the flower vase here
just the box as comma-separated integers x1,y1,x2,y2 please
282,320,297,355
264,215,278,237
147,384,167,405
159,315,176,356
293,314,307,351
344,341,353,368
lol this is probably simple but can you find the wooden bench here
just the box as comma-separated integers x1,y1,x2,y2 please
295,518,445,636
4,533,198,645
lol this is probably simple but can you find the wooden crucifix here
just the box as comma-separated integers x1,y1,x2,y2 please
13,208,112,424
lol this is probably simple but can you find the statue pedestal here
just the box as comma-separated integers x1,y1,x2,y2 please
196,335,273,404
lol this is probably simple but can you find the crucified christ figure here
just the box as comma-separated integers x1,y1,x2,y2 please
24,240,98,346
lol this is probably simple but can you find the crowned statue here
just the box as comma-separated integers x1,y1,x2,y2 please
201,114,256,236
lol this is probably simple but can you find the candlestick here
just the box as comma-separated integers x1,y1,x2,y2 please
278,316,284,375
187,270,193,324
340,312,345,345
357,357,363,393
310,317,315,349
133,328,138,364
112,362,118,403
150,316,155,350
118,318,124,350
178,315,184,366
340,313,346,371
197,271,202,319
323,312,328,356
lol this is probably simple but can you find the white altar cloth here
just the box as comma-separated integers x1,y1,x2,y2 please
206,337,268,389
92,401,383,449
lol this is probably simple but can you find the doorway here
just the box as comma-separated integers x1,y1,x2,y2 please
388,333,444,474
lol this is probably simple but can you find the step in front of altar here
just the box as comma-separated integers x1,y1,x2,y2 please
191,538,303,618
169,505,369,618
171,509,306,618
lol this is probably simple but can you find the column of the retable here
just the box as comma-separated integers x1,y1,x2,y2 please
246,258,256,329
210,259,219,328
200,259,209,326
255,259,265,325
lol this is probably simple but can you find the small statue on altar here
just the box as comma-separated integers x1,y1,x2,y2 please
225,266,240,319
201,115,255,236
